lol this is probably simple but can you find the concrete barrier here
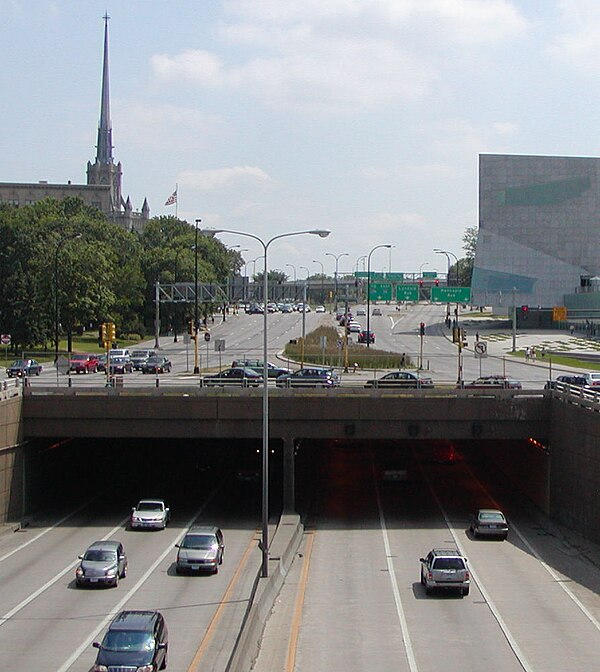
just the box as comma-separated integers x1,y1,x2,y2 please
227,513,304,672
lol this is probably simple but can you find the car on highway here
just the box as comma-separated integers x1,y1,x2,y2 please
420,548,470,596
315,305,326,313
356,308,366,316
130,499,171,530
75,540,127,588
470,508,509,540
203,367,263,387
231,359,291,378
108,356,133,374
544,374,588,390
175,525,224,574
69,353,99,374
583,372,600,388
276,367,340,388
357,330,375,344
365,370,434,388
347,321,362,333
92,610,168,672
130,349,156,370
463,375,522,389
372,307,382,316
141,355,172,374
6,359,43,377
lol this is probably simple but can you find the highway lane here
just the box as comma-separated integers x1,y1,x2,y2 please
0,461,263,671
289,442,600,672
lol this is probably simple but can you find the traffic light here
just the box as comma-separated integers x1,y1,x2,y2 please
108,322,116,342
419,322,425,336
101,323,108,343
461,328,467,345
418,279,424,287
435,279,439,286
521,305,529,320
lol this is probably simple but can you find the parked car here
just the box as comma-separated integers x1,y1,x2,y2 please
75,540,127,588
470,508,509,540
358,330,375,344
6,359,42,377
419,548,470,596
92,610,168,672
109,357,133,374
276,367,340,388
203,367,263,387
583,372,600,388
69,354,99,374
544,374,588,390
175,525,224,574
365,370,434,388
141,356,172,374
463,375,522,389
130,499,171,530
231,359,291,378
130,349,156,370
372,307,382,316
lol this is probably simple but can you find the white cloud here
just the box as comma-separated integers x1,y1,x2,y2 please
548,0,600,72
177,166,272,191
492,121,519,135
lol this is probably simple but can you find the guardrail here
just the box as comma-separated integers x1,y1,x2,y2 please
0,377,21,400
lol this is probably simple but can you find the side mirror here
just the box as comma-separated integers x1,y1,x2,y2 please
93,642,101,649
131,507,135,512
78,555,83,559
157,642,167,650
119,555,126,561
419,558,425,563
174,544,180,548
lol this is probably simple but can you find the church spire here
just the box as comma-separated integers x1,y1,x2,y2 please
96,13,113,164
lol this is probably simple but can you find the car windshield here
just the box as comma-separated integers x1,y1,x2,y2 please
137,502,163,511
480,512,505,521
433,558,465,570
102,631,155,653
181,534,218,550
84,550,116,562
11,360,25,366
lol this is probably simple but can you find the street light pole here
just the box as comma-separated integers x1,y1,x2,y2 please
326,252,349,314
194,219,201,374
366,244,392,350
54,232,82,367
285,263,297,302
312,259,324,304
199,227,330,578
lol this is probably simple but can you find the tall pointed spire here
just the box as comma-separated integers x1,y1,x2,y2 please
96,13,113,164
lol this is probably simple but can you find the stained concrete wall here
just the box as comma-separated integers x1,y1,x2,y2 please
0,390,24,523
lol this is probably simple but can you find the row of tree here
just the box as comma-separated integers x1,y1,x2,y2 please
0,197,243,354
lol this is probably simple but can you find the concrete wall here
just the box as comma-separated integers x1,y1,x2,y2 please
0,389,24,523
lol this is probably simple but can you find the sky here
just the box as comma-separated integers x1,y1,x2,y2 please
2,1,599,279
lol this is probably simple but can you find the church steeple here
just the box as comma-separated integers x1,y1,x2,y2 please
96,13,113,164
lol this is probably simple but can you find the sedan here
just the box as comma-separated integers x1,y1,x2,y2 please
6,359,42,377
470,508,509,540
365,370,434,388
141,356,172,374
203,367,263,387
108,357,133,374
276,367,340,388
75,540,127,588
357,330,375,344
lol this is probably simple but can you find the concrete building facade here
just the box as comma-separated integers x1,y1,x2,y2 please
471,153,600,312
0,16,149,233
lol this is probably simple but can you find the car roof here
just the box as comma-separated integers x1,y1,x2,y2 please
430,548,464,556
86,540,121,552
187,525,220,535
109,610,161,631
477,508,504,515
137,498,165,504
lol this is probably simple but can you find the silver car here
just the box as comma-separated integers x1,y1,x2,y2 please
175,526,224,574
420,548,470,596
470,508,509,540
76,540,127,588
130,499,171,530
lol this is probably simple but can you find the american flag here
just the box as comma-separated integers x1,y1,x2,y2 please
164,190,177,206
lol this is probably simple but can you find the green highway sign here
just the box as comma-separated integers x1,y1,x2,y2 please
355,271,369,278
422,271,438,278
396,284,419,301
430,286,472,303
369,283,392,301
384,272,405,281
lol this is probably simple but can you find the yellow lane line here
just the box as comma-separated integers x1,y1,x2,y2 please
285,530,315,672
187,530,259,672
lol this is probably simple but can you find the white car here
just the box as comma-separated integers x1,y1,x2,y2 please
130,499,171,530
348,321,361,333
315,305,326,313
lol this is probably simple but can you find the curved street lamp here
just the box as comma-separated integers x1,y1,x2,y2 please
199,227,330,577
54,232,82,368
312,259,325,305
325,252,349,314
366,244,392,349
434,248,459,286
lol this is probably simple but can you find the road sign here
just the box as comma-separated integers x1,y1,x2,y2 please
0,334,10,345
430,286,472,303
214,338,225,352
384,272,404,281
369,283,392,301
396,284,419,302
55,355,70,374
474,341,488,358
336,339,343,349
553,306,567,321
422,271,438,278
204,332,211,342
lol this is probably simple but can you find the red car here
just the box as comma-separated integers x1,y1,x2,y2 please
358,330,375,344
69,354,99,374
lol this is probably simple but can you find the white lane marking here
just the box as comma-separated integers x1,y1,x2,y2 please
57,488,221,672
373,468,419,672
0,498,96,563
0,517,129,628
422,468,533,672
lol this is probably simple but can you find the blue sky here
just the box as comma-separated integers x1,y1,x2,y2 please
2,1,598,278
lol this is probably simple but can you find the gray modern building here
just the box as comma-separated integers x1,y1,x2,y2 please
471,153,600,313
0,16,149,232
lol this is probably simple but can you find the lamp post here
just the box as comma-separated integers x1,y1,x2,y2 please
194,219,201,373
247,256,262,302
326,252,349,314
434,248,459,286
366,244,392,349
54,232,82,367
285,263,297,302
312,260,324,304
199,227,330,578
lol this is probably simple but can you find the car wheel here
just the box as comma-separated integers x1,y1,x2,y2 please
425,585,432,595
112,575,119,588
175,566,182,575
502,533,508,541
473,529,478,538
160,647,168,670
121,564,127,579
462,587,469,596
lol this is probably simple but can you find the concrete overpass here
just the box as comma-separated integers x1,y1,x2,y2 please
1,384,600,545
